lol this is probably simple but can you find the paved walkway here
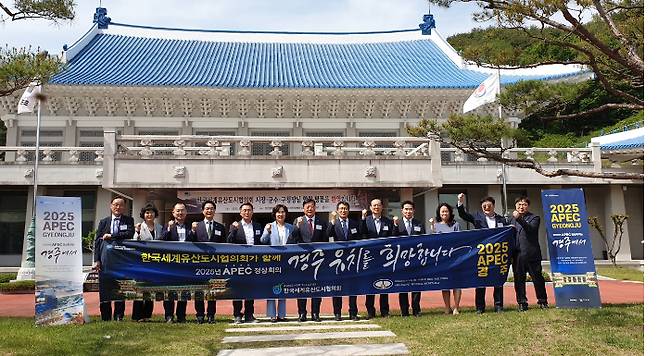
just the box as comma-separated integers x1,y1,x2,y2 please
0,280,643,317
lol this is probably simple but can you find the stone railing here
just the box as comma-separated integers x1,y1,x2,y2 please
0,146,104,164
113,135,431,159
439,147,598,166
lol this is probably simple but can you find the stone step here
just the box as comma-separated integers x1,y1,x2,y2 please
226,323,381,333
217,343,410,356
222,330,396,343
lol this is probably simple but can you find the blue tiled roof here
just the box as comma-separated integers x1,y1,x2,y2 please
51,30,585,89
601,136,644,151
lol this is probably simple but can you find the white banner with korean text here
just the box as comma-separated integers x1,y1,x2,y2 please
35,196,86,325
178,189,367,213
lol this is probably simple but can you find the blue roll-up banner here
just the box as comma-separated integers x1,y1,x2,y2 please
541,188,602,308
100,227,514,301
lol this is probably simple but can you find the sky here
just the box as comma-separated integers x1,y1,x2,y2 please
1,0,486,54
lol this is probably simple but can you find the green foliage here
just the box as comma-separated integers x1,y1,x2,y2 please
532,133,578,148
0,46,64,97
3,0,75,22
82,229,96,252
0,280,34,293
0,272,18,283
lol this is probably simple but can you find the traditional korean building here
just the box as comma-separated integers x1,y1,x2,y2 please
0,8,643,267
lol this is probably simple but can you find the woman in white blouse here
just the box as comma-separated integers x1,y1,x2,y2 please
260,204,294,322
131,203,162,322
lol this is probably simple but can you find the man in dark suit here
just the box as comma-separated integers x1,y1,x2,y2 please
360,198,394,318
227,202,263,324
93,196,134,321
162,202,194,323
510,196,548,311
327,201,362,321
392,200,426,317
457,193,508,314
290,198,329,322
191,200,226,324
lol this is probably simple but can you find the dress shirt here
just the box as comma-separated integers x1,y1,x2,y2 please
242,220,254,245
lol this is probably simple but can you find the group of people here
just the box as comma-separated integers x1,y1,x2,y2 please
93,192,548,323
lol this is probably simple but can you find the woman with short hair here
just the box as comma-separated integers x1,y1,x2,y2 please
131,202,162,322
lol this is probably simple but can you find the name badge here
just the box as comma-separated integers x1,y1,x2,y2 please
119,224,128,231
413,226,421,232
350,228,358,234
214,230,222,236
255,230,261,235
315,225,323,230
382,226,389,231
497,223,504,227
329,236,335,242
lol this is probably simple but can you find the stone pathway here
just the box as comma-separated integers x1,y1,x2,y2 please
218,315,410,355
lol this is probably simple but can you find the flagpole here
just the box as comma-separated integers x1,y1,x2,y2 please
16,88,43,281
497,67,509,219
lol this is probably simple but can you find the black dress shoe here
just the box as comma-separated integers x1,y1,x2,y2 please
381,313,390,318
270,317,277,322
539,303,549,309
311,313,322,322
298,314,307,322
244,316,257,323
365,313,375,320
334,314,342,321
349,315,359,321
476,309,485,315
277,317,288,322
165,316,174,324
196,316,204,324
207,316,215,324
518,303,529,312
176,318,186,323
495,306,504,313
113,316,123,321
233,316,243,324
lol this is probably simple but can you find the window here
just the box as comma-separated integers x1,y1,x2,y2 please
0,189,28,255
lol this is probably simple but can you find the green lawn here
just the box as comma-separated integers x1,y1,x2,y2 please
597,266,644,282
0,304,643,355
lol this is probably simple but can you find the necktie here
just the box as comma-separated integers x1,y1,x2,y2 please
112,217,119,234
342,220,348,239
375,218,380,234
207,221,212,238
406,220,412,235
308,218,314,235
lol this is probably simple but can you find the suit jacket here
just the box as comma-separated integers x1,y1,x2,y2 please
94,214,135,261
133,222,164,241
328,218,361,242
360,215,395,239
260,222,294,246
290,215,329,243
510,212,542,262
194,220,227,243
163,222,195,242
393,217,426,236
227,221,264,245
457,204,506,230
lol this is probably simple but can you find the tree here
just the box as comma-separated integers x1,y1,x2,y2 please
0,0,74,22
409,114,644,180
431,0,643,121
0,1,75,144
588,214,629,266
408,1,644,180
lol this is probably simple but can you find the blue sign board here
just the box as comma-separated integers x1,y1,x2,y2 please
541,188,602,308
100,227,515,301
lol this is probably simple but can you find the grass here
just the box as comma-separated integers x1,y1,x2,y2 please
597,266,644,282
0,304,643,355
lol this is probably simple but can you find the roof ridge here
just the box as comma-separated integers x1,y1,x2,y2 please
110,21,420,36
